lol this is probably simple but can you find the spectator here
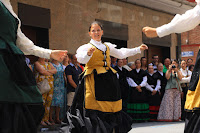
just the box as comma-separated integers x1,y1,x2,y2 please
111,56,117,68
49,58,66,124
78,62,84,72
127,59,149,122
34,57,57,126
141,57,148,71
189,64,194,72
114,59,129,111
146,65,161,121
62,55,69,70
149,55,159,72
163,58,171,73
123,58,132,71
65,54,82,109
180,60,192,120
157,59,183,122
187,58,193,70
127,62,136,70
156,63,168,100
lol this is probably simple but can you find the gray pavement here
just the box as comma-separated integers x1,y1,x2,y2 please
129,121,185,133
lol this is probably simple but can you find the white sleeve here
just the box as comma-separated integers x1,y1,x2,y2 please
155,79,161,91
76,44,93,64
2,0,52,59
16,29,52,59
156,5,200,38
140,76,147,87
127,77,138,87
145,83,154,92
105,42,141,59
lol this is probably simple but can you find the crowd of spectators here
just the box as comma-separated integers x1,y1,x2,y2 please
26,54,194,126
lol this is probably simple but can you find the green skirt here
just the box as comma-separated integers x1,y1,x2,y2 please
0,48,43,103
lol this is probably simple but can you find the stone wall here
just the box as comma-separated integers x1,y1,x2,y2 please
10,0,176,62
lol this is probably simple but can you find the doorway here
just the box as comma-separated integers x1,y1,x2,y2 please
146,45,170,64
102,37,127,49
21,25,49,64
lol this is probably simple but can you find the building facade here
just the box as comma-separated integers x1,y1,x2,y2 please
10,0,177,63
181,26,200,64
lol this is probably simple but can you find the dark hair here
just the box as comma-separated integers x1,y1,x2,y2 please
152,55,158,59
141,57,146,60
68,53,75,59
89,21,103,32
117,59,123,62
141,57,147,67
189,64,194,70
187,58,193,62
171,59,179,64
135,59,141,64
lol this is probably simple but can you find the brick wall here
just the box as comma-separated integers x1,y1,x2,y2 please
181,44,200,64
181,25,200,64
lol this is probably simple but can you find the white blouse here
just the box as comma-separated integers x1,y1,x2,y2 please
76,39,141,64
156,0,200,38
180,68,192,83
0,0,52,59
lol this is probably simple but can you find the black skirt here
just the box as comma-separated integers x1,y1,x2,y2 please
0,103,44,133
85,109,132,133
62,71,133,133
185,111,200,133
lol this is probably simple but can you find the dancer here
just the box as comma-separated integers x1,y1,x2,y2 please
0,1,67,132
64,21,148,133
143,0,200,132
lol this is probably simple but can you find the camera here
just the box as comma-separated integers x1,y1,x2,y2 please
172,65,176,69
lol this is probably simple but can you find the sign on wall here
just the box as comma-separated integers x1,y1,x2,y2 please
181,51,194,57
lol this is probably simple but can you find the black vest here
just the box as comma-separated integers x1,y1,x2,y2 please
129,69,147,85
155,71,167,89
147,73,158,88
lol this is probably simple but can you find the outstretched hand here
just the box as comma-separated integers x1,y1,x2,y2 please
50,50,68,62
87,47,95,56
140,44,148,51
142,26,158,38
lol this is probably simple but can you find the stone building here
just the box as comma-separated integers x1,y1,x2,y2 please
10,0,195,64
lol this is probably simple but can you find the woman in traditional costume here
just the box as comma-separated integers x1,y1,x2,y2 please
145,65,161,121
0,0,67,132
68,21,148,133
126,59,149,122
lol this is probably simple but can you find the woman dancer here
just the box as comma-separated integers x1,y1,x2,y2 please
0,1,67,132
66,21,148,133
